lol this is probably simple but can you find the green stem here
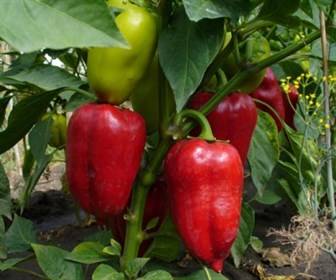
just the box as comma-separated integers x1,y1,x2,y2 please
237,19,274,38
121,139,171,270
174,109,215,141
121,181,149,270
233,34,241,66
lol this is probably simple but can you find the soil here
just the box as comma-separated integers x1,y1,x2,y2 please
1,167,335,280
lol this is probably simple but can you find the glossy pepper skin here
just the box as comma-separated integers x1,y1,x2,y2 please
87,0,157,105
189,92,257,164
66,103,146,222
42,113,67,149
165,139,244,272
250,68,285,130
282,84,299,129
110,178,168,255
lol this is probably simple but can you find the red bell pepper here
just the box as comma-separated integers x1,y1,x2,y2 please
66,103,146,223
189,92,257,164
165,139,244,272
250,68,285,130
282,84,299,129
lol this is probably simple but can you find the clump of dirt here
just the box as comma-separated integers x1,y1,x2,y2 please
267,214,336,272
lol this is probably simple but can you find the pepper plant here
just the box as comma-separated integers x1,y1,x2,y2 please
0,0,335,279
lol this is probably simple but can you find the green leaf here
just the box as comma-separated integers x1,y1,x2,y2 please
175,269,229,279
231,203,255,267
0,217,6,259
0,96,12,126
29,119,52,162
255,187,282,205
4,215,37,253
65,92,94,112
84,230,113,246
146,216,183,262
285,126,321,171
182,0,250,22
159,9,224,111
138,270,173,280
9,53,39,71
250,236,263,253
22,148,35,180
0,90,59,154
21,154,53,208
102,239,121,256
0,0,125,53
313,0,334,10
2,64,84,91
0,257,26,271
125,258,150,279
0,162,11,219
311,40,336,62
32,244,84,280
258,0,301,23
278,178,301,211
92,264,125,280
67,242,109,264
248,111,280,195
145,217,160,231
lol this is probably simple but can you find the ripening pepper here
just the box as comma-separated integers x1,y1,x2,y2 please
131,53,176,134
87,0,157,105
189,92,257,164
42,113,67,149
110,178,168,255
165,139,244,272
66,103,146,222
282,84,299,129
250,68,285,130
131,54,160,134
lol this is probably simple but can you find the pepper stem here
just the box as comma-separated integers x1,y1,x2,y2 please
175,109,216,141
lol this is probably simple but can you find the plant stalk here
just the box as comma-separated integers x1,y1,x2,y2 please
120,140,171,270
121,28,322,270
319,11,336,229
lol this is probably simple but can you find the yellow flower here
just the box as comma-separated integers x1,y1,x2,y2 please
325,123,330,129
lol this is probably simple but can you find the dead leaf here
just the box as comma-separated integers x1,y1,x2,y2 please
251,264,296,280
262,247,291,267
